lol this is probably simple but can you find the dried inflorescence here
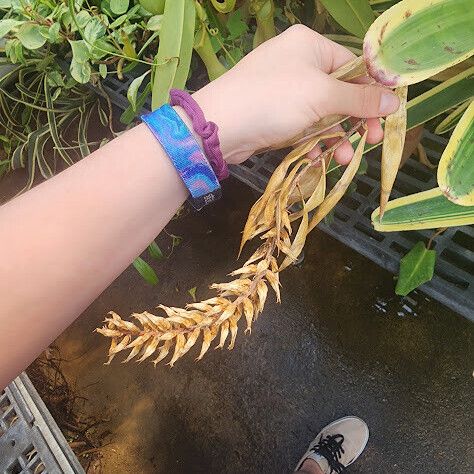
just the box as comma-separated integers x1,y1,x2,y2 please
97,120,368,367
96,57,394,368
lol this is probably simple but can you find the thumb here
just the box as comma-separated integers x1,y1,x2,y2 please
324,77,400,118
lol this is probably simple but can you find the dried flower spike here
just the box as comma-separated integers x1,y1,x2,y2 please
97,119,368,367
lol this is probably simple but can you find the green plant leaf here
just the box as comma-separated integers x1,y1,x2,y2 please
99,63,107,78
74,10,91,30
48,22,61,43
97,102,109,125
396,241,436,296
77,103,93,158
0,1,13,8
437,100,474,206
51,87,62,101
364,0,474,87
226,9,248,40
133,257,159,285
69,39,90,62
70,57,91,83
435,100,471,134
109,13,128,29
43,79,74,167
110,0,129,15
69,40,91,83
151,0,195,109
17,24,47,50
83,17,107,49
120,82,152,123
127,69,150,112
146,14,162,31
372,188,474,231
357,156,368,175
319,0,375,38
0,19,23,38
188,286,197,302
148,240,163,259
139,0,165,15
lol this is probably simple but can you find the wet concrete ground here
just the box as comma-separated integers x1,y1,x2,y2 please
41,177,473,474
1,171,470,473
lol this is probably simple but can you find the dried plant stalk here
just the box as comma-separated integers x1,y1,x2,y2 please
97,121,367,367
379,85,408,217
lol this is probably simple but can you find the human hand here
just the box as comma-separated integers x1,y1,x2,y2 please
192,25,400,165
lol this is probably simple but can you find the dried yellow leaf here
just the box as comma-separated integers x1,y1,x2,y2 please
229,265,257,276
280,205,309,271
95,328,124,338
185,302,213,311
289,165,323,204
104,338,118,365
308,130,368,234
152,340,172,366
228,314,239,350
265,270,281,303
180,328,201,358
256,280,268,313
242,298,254,333
137,335,162,363
380,85,408,218
216,303,236,324
216,320,230,349
125,333,151,349
197,326,218,360
122,344,143,364
168,333,186,367
244,244,267,265
109,335,131,355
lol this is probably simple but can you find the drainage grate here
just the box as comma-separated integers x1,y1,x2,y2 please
101,76,473,321
1,374,84,474
229,132,473,321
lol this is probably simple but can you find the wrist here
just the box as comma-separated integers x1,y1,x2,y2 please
191,85,252,165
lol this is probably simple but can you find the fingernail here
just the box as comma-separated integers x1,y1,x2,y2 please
379,92,399,115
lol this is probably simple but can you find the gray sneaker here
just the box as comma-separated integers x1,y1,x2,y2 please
295,416,369,473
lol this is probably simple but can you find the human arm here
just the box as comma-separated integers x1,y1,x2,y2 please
0,26,399,389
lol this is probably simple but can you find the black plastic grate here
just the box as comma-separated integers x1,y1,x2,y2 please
229,132,473,321
101,75,473,321
1,375,84,474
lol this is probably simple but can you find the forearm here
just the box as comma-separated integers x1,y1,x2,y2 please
0,122,187,388
0,26,398,388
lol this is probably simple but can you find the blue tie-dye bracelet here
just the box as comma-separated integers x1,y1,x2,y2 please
142,104,221,210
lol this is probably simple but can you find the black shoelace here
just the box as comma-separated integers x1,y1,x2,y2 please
311,433,346,474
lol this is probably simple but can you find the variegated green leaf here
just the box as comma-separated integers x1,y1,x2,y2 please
364,0,474,86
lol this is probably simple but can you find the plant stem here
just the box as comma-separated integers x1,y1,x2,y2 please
194,23,228,80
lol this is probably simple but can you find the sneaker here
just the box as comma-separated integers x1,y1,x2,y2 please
295,416,369,473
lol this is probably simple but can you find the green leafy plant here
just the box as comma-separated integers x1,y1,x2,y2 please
2,0,473,296
0,61,109,190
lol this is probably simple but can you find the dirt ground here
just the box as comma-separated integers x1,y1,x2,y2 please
2,169,473,473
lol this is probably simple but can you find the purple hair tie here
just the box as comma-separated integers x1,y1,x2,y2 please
169,89,229,181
